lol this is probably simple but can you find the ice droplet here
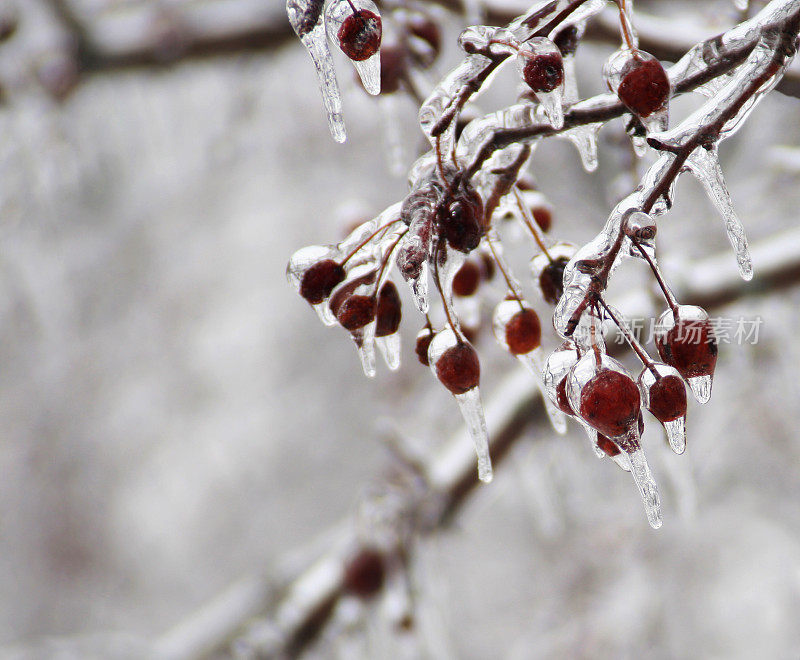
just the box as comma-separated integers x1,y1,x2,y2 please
286,0,346,142
664,416,686,455
559,123,601,172
624,436,663,529
687,374,713,404
356,320,377,378
411,261,430,313
685,145,752,280
455,387,493,483
325,0,382,96
376,333,401,371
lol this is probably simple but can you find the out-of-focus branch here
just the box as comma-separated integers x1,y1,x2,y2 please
149,224,800,659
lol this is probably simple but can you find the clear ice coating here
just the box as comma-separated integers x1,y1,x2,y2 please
428,327,493,483
559,122,601,172
325,0,382,96
684,145,752,280
287,244,341,326
687,374,712,405
286,0,346,142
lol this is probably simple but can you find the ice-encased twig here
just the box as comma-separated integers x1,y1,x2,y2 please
287,0,346,142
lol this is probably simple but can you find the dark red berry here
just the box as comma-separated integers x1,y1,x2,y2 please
480,252,496,281
407,13,441,57
555,376,574,415
647,374,687,423
436,342,480,395
539,256,569,305
597,435,620,457
343,547,385,599
375,281,402,337
299,259,346,305
379,44,406,94
505,308,541,355
333,294,376,331
415,330,433,366
522,52,564,93
440,188,484,253
554,25,580,57
452,260,481,297
532,206,552,233
579,370,641,438
338,10,382,62
656,319,717,379
617,56,670,118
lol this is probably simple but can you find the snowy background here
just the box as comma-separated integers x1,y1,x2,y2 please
0,0,799,658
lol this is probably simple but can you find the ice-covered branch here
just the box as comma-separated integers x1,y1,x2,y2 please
149,224,800,659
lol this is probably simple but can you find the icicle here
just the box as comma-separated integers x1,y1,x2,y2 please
325,0,382,96
376,333,401,370
687,374,712,404
519,351,568,435
621,431,663,529
685,145,752,280
428,328,492,483
558,123,601,172
664,417,686,455
411,261,429,313
455,387,493,483
631,135,647,157
287,0,346,142
352,320,377,377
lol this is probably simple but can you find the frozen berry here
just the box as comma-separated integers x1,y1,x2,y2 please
579,369,641,438
452,260,481,297
379,44,406,94
435,341,480,394
522,51,564,93
440,187,484,253
407,12,441,60
375,281,402,337
646,374,686,423
505,308,541,355
655,307,718,380
539,256,569,305
597,435,620,457
415,328,433,366
338,10,382,61
554,25,580,57
617,55,670,118
299,259,346,305
343,547,385,599
334,294,376,331
532,206,552,233
555,375,574,415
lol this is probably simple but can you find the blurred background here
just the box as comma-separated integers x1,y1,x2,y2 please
0,0,799,657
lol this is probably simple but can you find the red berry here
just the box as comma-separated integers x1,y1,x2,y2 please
522,52,564,93
338,10,382,62
554,25,580,57
379,44,406,94
538,255,569,305
452,260,481,297
375,281,402,337
343,547,385,599
440,188,484,253
532,206,552,233
415,329,433,366
555,375,574,415
299,259,346,305
597,435,620,457
656,319,717,379
579,370,641,438
435,342,480,395
407,13,441,58
505,308,541,355
617,56,670,118
646,374,687,423
334,294,376,331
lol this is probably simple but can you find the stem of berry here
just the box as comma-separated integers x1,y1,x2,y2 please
513,188,552,262
485,233,526,312
341,218,404,266
596,297,658,379
630,238,679,312
433,240,461,340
